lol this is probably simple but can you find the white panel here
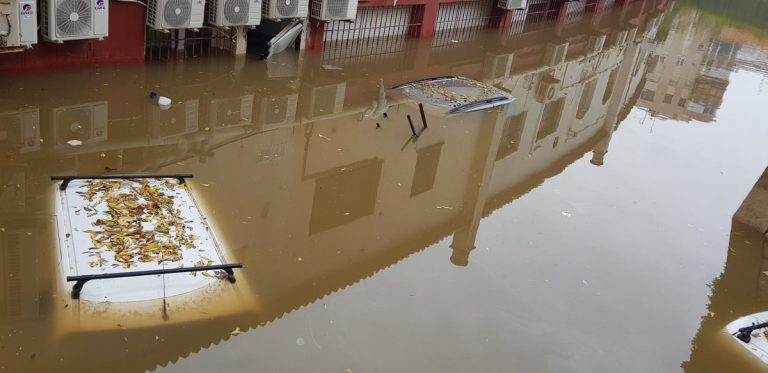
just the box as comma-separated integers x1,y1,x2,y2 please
54,179,226,302
93,0,108,36
190,0,205,27
247,0,262,24
18,1,38,45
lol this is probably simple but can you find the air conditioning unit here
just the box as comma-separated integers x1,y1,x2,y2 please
151,99,198,139
256,93,298,131
483,53,514,82
302,82,345,119
262,0,308,19
209,0,261,26
0,0,37,47
611,29,628,46
497,0,526,10
147,0,205,30
586,34,606,56
40,0,108,42
626,27,638,43
209,95,254,128
52,102,108,149
310,0,357,21
544,42,568,66
267,50,298,79
535,73,560,103
0,108,40,153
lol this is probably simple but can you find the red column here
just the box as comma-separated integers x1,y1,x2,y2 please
416,1,440,39
306,19,326,50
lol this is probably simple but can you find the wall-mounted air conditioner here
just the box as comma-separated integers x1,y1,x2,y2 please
262,0,308,19
544,42,568,66
310,0,356,21
209,0,261,26
497,0,526,10
626,27,638,43
147,0,205,30
151,99,198,139
41,0,108,42
483,53,514,82
535,73,561,103
256,93,298,131
302,82,345,119
209,95,254,128
0,0,37,47
0,108,40,153
52,102,108,149
611,29,628,47
586,34,606,56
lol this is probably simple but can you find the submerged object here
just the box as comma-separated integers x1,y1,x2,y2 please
157,96,172,109
391,76,514,114
264,20,302,59
726,311,768,365
149,91,172,109
52,174,240,302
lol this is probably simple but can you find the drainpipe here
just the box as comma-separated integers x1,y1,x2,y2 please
591,35,642,166
449,108,507,266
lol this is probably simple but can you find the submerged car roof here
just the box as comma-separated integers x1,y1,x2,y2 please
392,76,514,114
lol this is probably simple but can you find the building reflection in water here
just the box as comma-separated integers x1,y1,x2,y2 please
0,2,685,372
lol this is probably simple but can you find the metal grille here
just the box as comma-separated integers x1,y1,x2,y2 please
40,0,50,37
433,0,498,47
145,28,236,61
524,0,561,30
321,5,422,62
560,0,585,24
56,0,92,37
164,0,192,27
147,0,159,26
224,0,250,24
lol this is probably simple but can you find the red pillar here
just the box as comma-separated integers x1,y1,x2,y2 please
306,19,326,50
415,1,440,39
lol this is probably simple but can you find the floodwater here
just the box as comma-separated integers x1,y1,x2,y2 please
2,3,768,373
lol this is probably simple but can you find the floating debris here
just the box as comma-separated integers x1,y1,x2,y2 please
77,179,198,269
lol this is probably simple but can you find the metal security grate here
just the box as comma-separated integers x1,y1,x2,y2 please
321,5,422,62
560,0,586,24
433,0,498,47
145,28,236,61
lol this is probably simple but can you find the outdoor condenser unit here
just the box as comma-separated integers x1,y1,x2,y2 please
209,0,261,27
310,0,357,21
543,42,568,67
262,0,308,19
0,108,40,153
209,95,254,128
611,29,628,47
535,73,560,104
52,102,108,149
151,99,199,139
302,82,345,119
147,0,205,30
0,0,37,47
40,0,108,42
586,34,606,56
483,53,514,82
497,0,526,10
257,93,297,130
626,26,638,43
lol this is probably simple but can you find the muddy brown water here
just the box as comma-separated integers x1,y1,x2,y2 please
2,4,768,373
